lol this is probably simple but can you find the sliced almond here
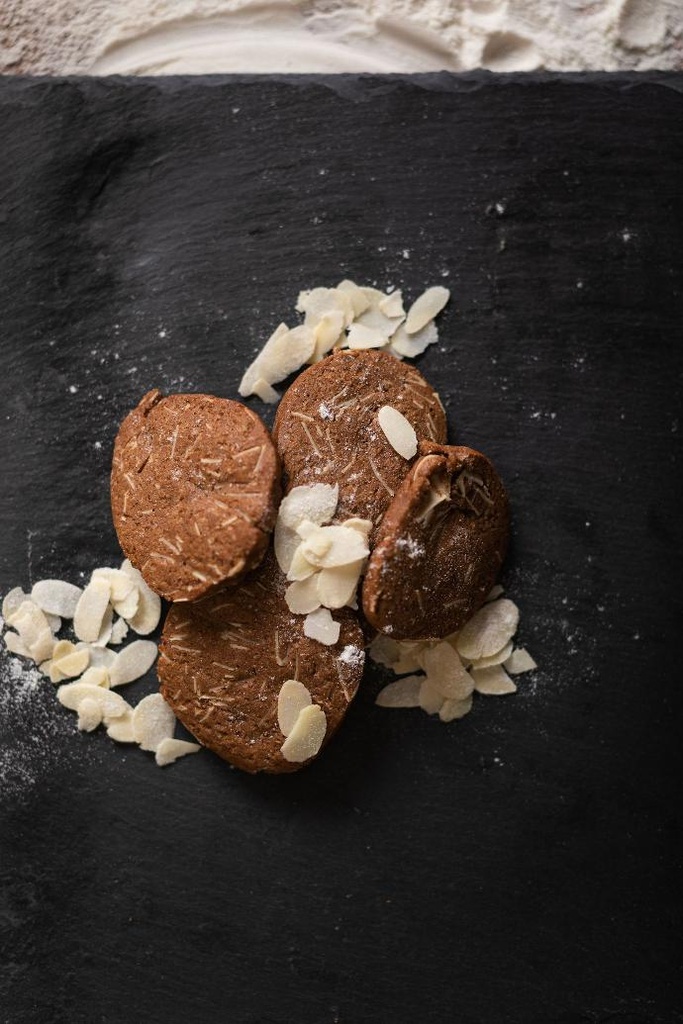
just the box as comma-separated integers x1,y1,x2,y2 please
418,678,444,715
389,321,438,359
110,617,129,646
376,675,423,708
377,406,418,460
280,704,327,763
354,299,403,338
379,290,405,318
53,647,90,679
45,613,61,634
91,604,114,648
155,737,201,767
132,693,175,752
106,710,136,743
73,576,112,644
310,310,345,362
92,567,136,604
77,697,104,732
421,643,474,701
455,599,520,662
109,640,158,688
57,682,129,719
76,643,117,670
285,577,321,615
469,641,514,671
336,279,370,317
277,680,313,737
120,559,162,634
471,664,517,695
504,648,537,675
7,601,56,663
316,561,364,610
112,587,139,622
405,286,450,334
341,517,372,537
30,579,82,618
242,323,316,395
4,631,33,659
286,544,319,582
438,694,473,722
303,608,340,647
367,633,401,668
346,323,389,350
392,643,427,675
252,377,280,403
299,525,368,569
80,665,110,688
278,483,339,530
2,586,29,621
274,519,302,575
298,287,354,328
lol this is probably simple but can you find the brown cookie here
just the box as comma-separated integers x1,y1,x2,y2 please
111,389,280,602
362,442,510,641
157,552,365,773
272,350,447,535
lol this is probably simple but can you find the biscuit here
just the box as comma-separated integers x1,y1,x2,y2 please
111,389,280,602
362,443,510,641
272,350,447,536
157,553,365,773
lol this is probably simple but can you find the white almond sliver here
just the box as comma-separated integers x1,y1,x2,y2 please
377,406,418,460
110,617,129,646
132,693,176,752
286,544,318,582
421,642,474,700
355,299,403,338
4,631,33,659
392,644,427,675
376,675,423,708
238,322,288,395
91,604,114,648
341,517,372,537
45,613,61,633
316,561,364,610
285,577,321,615
73,576,112,644
367,633,401,668
155,737,201,767
300,525,369,569
77,697,103,732
8,599,52,644
405,286,450,335
106,710,136,743
439,694,473,722
471,664,517,695
80,666,110,688
346,322,389,350
389,321,438,359
120,560,162,635
303,608,340,646
274,520,301,575
456,598,520,662
278,483,339,530
504,648,537,675
30,579,83,618
337,279,370,317
256,324,316,387
92,568,135,603
310,310,345,362
280,704,327,763
252,377,280,403
53,647,90,679
419,678,444,715
470,641,514,671
112,588,139,622
277,679,313,737
109,639,158,687
76,643,117,670
2,587,29,621
57,682,129,719
379,290,405,318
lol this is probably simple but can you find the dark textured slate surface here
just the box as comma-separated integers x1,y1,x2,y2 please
0,73,682,1024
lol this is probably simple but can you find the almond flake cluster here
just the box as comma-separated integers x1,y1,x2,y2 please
277,680,327,763
239,282,450,403
371,589,537,722
1,562,199,767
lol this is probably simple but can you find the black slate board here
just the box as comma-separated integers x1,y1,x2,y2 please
0,73,682,1024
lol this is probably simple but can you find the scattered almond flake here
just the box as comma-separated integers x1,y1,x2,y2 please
76,643,117,670
377,405,418,460
389,321,438,359
405,286,450,335
310,310,345,362
455,599,520,662
469,641,514,671
280,703,327,763
91,604,114,648
299,525,369,569
354,299,403,339
112,586,139,621
274,519,302,575
109,640,158,688
277,679,313,737
106,710,136,743
252,377,280,403
346,322,389,350
303,608,340,646
438,695,473,722
92,567,135,603
316,561,364,610
418,678,444,715
57,681,129,719
298,286,354,328
286,545,318,583
238,322,287,396
240,322,316,398
471,664,517,695
7,601,55,664
367,633,401,668
376,675,422,708
295,518,319,540
79,666,110,688
341,517,372,537
420,643,474,701
392,645,426,675
110,617,129,646
73,576,112,644
120,560,162,634
30,579,83,618
155,737,201,767
379,290,405,318
52,646,90,679
285,577,321,615
2,586,29,621
504,648,537,675
486,584,505,602
336,279,370,317
278,483,339,530
4,631,33,659
132,693,175,752
77,697,103,732
45,613,61,634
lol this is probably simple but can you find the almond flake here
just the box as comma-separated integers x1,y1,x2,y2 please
300,525,369,569
112,587,139,621
7,600,55,663
280,703,327,763
438,694,473,722
76,643,117,670
298,287,354,328
285,577,321,615
392,644,427,675
310,310,345,362
155,737,201,767
73,576,112,644
277,680,313,737
240,323,316,397
418,678,444,715
286,545,318,582
109,640,158,687
337,280,370,317
316,561,364,610
132,693,175,752
355,298,403,338
252,377,280,403
420,643,474,700
45,613,61,634
110,617,129,646
389,321,438,359
485,584,505,602
2,587,29,621
303,608,340,646
238,323,288,397
274,520,302,575
91,604,114,648
376,675,423,708
471,664,517,695
278,483,339,530
92,567,136,604
57,682,129,719
76,697,103,732
405,286,450,334
367,633,401,668
469,641,514,671
377,406,418,460
106,710,136,743
80,666,110,688
379,290,405,318
53,647,90,679
120,560,162,634
4,631,33,659
31,579,83,618
341,517,372,537
455,599,520,662
346,323,389,350
504,648,537,675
